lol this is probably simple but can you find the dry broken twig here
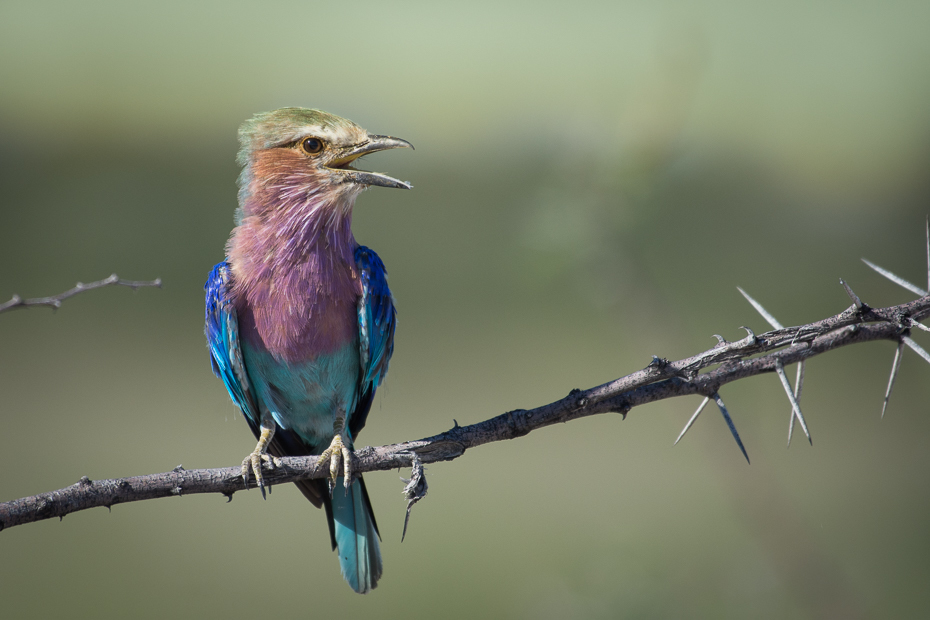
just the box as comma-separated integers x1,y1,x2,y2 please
0,274,162,315
1,224,929,533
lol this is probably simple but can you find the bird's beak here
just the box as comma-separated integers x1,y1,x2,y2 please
328,135,414,189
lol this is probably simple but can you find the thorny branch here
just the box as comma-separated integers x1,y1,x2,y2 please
2,293,928,531
0,274,162,314
2,228,929,533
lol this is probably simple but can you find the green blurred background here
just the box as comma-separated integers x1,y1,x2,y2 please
2,1,929,618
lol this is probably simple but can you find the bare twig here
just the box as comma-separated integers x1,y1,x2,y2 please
0,274,162,315
2,292,928,531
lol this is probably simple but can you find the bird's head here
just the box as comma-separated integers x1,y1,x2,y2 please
235,108,412,222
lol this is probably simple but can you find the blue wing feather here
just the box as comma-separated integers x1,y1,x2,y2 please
204,261,258,426
350,246,396,439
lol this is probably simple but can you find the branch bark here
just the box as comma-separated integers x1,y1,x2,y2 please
2,293,928,531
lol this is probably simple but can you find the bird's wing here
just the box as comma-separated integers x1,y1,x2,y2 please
350,246,397,440
204,261,259,426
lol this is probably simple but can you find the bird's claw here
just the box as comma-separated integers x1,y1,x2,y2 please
317,434,354,491
241,450,282,498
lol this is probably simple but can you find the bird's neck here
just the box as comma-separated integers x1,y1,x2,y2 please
226,172,362,362
231,189,359,270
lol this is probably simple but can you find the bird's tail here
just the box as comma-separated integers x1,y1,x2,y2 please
330,475,382,593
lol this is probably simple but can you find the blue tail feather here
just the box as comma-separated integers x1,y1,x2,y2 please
331,476,382,593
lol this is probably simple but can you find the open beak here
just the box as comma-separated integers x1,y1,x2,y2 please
328,135,414,189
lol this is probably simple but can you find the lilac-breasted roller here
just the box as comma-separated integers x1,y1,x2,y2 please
204,108,411,593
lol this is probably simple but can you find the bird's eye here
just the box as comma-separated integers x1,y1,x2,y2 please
300,137,324,155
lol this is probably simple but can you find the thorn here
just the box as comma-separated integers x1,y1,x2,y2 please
713,392,750,464
739,326,757,343
173,464,185,472
902,335,930,366
222,491,235,503
882,341,904,418
452,419,460,428
674,396,710,445
861,258,927,297
712,334,727,345
775,359,812,446
737,287,784,330
926,214,929,293
909,319,930,333
787,361,806,445
840,279,864,309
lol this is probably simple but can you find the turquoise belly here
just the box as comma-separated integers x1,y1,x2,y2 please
241,338,360,450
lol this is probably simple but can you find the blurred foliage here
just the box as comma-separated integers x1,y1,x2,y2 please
1,1,930,618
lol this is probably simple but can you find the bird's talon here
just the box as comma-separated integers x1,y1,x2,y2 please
241,449,279,491
318,434,355,488
330,452,341,483
342,445,355,488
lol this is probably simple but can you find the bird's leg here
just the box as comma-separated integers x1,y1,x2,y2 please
241,413,283,499
317,412,354,492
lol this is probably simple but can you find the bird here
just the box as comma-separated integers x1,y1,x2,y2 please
204,108,412,593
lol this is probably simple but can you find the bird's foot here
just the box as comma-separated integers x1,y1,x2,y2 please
317,434,355,492
241,448,282,499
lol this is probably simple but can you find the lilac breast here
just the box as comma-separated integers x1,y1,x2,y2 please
236,264,360,363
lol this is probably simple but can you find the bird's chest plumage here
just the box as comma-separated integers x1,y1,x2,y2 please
237,274,359,361
235,260,363,449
